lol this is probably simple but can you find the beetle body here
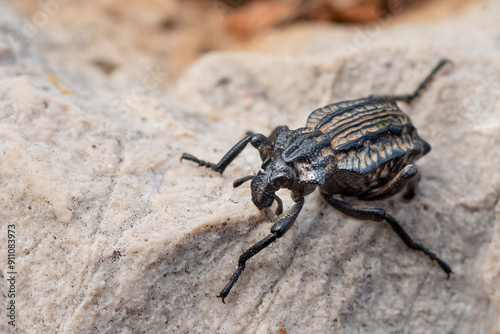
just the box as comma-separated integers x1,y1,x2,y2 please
313,97,431,197
181,60,452,302
249,95,432,214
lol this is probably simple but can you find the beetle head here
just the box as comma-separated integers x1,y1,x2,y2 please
250,155,294,213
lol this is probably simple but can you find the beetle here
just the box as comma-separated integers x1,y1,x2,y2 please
181,59,452,303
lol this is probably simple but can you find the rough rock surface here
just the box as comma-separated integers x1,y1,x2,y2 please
0,1,499,333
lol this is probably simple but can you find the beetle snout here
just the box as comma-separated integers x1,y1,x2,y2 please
250,171,277,210
253,197,273,210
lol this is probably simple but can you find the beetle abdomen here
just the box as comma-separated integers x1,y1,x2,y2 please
321,126,429,196
318,100,408,147
335,126,429,175
307,98,429,171
311,98,430,194
306,97,371,128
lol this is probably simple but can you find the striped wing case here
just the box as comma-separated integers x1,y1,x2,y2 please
306,98,430,174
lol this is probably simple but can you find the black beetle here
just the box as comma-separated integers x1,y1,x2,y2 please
181,59,452,302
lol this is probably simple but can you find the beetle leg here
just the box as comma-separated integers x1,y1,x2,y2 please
374,59,450,104
181,126,291,174
181,134,253,174
218,198,304,303
402,171,419,200
319,191,452,277
181,130,276,174
358,164,419,201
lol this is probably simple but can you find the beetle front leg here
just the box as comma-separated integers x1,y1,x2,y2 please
181,134,253,174
181,126,289,175
320,191,452,277
218,198,304,303
181,131,274,175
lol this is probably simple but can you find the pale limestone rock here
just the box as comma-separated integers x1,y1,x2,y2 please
0,1,499,333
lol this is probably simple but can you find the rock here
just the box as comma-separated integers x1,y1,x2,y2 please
0,1,499,333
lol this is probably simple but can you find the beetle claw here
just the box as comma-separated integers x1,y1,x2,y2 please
217,294,226,304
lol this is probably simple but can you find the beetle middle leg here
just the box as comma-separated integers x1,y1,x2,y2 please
218,198,305,303
358,164,419,201
319,190,452,277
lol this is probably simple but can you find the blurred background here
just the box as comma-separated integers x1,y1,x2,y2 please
3,0,477,87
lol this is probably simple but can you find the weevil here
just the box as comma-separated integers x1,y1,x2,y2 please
181,59,452,303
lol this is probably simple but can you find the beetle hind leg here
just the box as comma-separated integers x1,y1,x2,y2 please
373,59,450,104
358,164,419,201
320,190,452,277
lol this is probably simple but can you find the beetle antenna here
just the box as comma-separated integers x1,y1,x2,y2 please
233,175,254,188
274,194,283,216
